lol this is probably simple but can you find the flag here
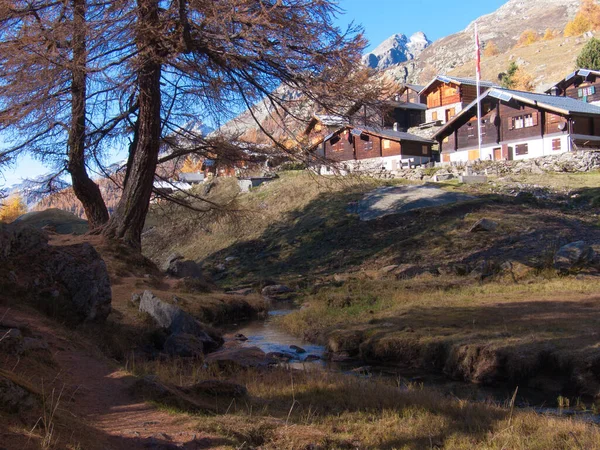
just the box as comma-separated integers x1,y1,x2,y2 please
475,23,481,79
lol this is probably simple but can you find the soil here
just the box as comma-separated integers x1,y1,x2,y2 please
0,306,227,450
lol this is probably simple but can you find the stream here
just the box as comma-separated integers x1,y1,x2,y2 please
224,304,600,424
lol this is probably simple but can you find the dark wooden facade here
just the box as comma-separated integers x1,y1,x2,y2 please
322,127,433,162
547,70,600,103
439,99,575,154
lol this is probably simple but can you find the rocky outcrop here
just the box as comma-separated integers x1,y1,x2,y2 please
362,32,431,71
554,241,596,274
139,290,222,354
469,219,498,233
0,375,35,413
1,225,111,323
261,284,293,297
162,253,203,279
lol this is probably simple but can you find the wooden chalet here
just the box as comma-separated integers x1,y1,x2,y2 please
546,69,600,105
419,75,498,125
315,125,434,173
348,84,427,132
434,88,600,163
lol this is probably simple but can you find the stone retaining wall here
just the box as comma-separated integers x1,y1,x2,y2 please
389,150,600,181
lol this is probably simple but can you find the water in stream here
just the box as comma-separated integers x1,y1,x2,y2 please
225,304,600,424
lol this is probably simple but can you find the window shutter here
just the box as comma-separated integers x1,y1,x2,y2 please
578,88,584,97
592,86,597,95
510,117,515,130
532,112,538,126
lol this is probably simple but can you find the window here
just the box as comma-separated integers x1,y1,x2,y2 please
514,116,525,129
524,114,535,127
515,143,528,155
443,136,449,143
383,139,391,150
363,140,374,151
511,113,537,129
552,138,562,151
480,119,487,137
578,86,596,98
422,145,429,155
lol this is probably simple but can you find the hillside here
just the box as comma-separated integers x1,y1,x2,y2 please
448,32,592,91
398,0,581,84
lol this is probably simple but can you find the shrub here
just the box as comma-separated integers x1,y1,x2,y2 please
516,29,539,47
543,29,557,41
564,14,592,37
483,41,500,57
0,195,26,223
577,37,600,69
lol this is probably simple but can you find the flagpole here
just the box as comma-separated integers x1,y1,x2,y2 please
475,23,482,158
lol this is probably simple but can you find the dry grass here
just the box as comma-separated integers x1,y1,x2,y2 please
449,32,593,91
143,171,403,268
126,358,600,449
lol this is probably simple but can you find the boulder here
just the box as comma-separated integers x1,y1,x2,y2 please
139,291,222,352
470,260,497,279
234,333,248,341
204,346,273,369
161,253,183,272
500,260,535,281
0,328,23,354
469,218,498,233
304,354,321,362
0,375,35,413
47,242,112,322
165,259,203,279
290,345,306,354
187,380,247,398
554,241,596,273
163,332,205,358
1,226,111,323
266,351,295,362
261,284,293,297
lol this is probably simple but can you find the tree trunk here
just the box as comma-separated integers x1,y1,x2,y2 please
102,0,162,248
67,0,110,229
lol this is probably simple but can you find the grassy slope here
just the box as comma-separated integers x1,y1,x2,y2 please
449,32,592,91
143,171,600,394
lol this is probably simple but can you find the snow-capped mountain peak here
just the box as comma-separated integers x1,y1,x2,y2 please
362,32,431,71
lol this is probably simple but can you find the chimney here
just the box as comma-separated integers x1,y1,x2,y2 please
393,122,399,132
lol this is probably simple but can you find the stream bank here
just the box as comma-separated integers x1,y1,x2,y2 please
215,303,600,424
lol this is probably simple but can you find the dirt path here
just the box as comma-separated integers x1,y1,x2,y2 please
1,307,225,450
353,184,475,221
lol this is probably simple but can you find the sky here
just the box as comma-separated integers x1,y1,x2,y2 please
1,0,508,190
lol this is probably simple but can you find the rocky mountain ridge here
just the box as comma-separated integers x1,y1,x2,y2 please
387,0,581,84
362,32,431,71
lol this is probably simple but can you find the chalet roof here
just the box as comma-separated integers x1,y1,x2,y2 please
404,83,424,92
419,75,499,95
545,69,600,94
385,100,428,111
350,125,434,144
434,87,600,140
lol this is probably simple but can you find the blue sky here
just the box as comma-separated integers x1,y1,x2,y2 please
1,0,507,189
338,0,506,51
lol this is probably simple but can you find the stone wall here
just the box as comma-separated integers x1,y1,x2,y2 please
389,150,600,181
